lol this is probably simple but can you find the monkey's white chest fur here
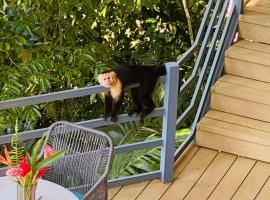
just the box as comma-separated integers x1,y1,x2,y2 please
110,80,122,101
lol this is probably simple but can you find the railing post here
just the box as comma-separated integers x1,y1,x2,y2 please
235,0,244,14
160,62,179,183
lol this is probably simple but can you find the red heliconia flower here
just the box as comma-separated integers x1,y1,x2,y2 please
17,157,31,177
0,146,12,166
36,167,48,179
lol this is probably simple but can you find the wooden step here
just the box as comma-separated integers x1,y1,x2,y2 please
225,40,270,82
210,75,270,122
239,11,270,44
245,2,270,15
196,110,270,162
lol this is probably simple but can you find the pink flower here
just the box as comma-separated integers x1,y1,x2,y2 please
44,145,54,158
6,168,20,177
36,167,48,179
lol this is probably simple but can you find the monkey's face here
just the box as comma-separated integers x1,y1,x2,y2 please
97,72,117,88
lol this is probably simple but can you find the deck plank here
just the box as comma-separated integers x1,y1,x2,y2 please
112,181,149,200
159,148,217,200
208,157,256,200
256,177,270,200
184,152,237,200
232,161,270,200
136,145,199,200
108,186,122,200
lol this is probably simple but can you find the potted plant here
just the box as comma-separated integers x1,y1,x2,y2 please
0,134,64,200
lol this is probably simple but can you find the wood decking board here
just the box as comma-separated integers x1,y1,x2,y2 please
108,186,122,200
136,145,199,200
184,152,236,200
231,161,270,200
256,177,270,200
111,181,150,200
109,147,270,200
208,157,256,200
160,148,217,200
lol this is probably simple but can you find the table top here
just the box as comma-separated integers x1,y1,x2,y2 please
0,177,78,200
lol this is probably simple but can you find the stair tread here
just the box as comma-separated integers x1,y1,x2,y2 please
219,75,270,92
225,41,270,67
239,13,270,27
233,40,270,54
245,4,270,15
212,77,270,106
204,110,270,133
246,0,270,9
197,130,270,162
198,110,270,146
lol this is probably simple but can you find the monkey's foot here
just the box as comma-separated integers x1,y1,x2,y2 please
128,109,142,116
104,114,110,121
140,109,154,118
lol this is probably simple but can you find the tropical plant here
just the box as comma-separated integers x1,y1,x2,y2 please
0,0,207,134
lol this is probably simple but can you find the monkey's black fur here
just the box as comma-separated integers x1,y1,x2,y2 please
102,64,166,122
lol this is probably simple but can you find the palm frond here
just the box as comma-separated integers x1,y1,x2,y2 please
9,120,26,166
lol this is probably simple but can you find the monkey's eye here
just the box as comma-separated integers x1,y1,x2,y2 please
107,77,111,80
103,78,106,81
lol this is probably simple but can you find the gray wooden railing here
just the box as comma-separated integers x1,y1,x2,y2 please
0,0,243,187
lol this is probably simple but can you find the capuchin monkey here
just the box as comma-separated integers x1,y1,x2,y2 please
97,64,166,122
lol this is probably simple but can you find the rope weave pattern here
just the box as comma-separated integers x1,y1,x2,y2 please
43,121,113,200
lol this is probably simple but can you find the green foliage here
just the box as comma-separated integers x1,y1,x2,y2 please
109,126,190,179
9,120,26,165
0,0,206,133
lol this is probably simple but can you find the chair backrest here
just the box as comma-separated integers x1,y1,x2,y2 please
42,121,113,198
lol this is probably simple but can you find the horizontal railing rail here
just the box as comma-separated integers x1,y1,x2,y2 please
0,62,178,186
0,0,244,187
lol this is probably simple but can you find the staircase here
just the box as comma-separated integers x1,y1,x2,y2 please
196,0,270,162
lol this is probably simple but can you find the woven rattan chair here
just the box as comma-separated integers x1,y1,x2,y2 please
42,121,113,200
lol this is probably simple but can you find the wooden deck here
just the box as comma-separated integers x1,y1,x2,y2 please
108,145,270,200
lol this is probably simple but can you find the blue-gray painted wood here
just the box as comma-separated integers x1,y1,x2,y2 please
175,1,241,158
160,62,179,183
178,0,216,95
114,139,163,154
176,0,214,66
0,76,166,110
0,107,164,144
108,171,161,187
176,0,223,127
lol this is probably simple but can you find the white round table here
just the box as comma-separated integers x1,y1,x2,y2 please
0,177,78,200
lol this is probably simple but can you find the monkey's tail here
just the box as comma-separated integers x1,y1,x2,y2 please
154,65,167,77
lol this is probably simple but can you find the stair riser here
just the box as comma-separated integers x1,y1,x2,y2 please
196,130,270,162
211,93,270,123
225,58,270,83
239,21,270,44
